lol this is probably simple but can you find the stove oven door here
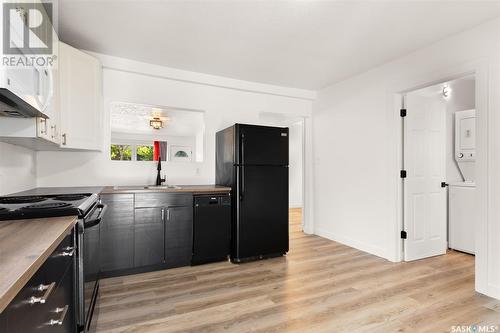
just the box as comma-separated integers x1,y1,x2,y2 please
79,203,107,332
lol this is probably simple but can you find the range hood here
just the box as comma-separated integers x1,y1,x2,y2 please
0,88,48,118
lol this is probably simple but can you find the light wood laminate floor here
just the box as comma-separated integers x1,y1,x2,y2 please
95,208,500,332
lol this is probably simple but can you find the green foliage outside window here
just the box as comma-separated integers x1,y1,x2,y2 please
137,145,154,161
110,144,132,160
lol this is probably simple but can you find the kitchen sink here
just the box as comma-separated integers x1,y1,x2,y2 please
145,185,182,190
113,185,182,190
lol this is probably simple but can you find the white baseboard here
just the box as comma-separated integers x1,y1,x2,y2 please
485,284,500,300
314,227,389,260
303,225,314,235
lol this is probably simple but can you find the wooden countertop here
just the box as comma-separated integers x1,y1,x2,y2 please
10,185,231,196
0,216,77,314
101,185,232,195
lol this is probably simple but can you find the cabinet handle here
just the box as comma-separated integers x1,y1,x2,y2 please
50,125,56,139
58,246,75,257
161,208,165,222
29,282,56,304
48,305,69,326
40,118,47,135
167,209,170,221
62,133,67,145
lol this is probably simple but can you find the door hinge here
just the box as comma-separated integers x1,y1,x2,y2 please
400,109,407,117
400,170,407,179
441,182,448,188
401,231,407,239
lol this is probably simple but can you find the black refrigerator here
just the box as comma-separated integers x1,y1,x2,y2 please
216,124,289,263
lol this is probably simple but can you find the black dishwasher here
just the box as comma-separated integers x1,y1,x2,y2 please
192,194,231,265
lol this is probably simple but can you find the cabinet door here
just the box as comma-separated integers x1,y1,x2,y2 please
59,42,102,150
36,66,60,144
100,194,134,273
134,208,164,268
165,206,193,268
0,311,7,332
48,64,61,144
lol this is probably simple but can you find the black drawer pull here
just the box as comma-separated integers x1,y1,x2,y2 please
48,305,69,326
28,282,55,304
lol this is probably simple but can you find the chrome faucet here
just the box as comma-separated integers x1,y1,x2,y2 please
156,155,166,186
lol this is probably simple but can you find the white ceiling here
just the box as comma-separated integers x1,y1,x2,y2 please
110,102,204,137
58,1,500,90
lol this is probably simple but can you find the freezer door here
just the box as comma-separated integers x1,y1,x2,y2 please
235,165,289,259
237,125,289,166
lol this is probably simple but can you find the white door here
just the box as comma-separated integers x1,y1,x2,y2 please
403,93,447,261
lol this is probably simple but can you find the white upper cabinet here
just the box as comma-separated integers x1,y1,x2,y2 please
59,42,103,151
37,64,60,145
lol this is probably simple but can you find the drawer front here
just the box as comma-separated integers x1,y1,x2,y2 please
39,266,74,333
101,193,134,206
3,265,49,332
44,233,74,285
135,193,192,208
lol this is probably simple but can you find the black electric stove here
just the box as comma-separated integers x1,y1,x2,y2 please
0,193,99,221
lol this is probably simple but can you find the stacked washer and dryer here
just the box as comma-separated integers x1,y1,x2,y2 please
448,109,476,254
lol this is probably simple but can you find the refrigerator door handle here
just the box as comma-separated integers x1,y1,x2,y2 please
241,165,245,200
240,133,245,200
240,133,245,165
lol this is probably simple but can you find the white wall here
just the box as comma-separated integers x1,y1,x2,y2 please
36,55,314,187
289,121,303,208
445,78,476,183
0,142,36,195
313,18,500,298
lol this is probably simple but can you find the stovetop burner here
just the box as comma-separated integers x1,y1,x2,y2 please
0,196,47,204
21,202,73,210
0,192,98,221
51,194,90,201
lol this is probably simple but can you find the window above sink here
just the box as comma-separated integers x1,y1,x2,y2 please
109,102,205,163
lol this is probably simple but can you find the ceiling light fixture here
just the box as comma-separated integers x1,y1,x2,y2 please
442,84,451,99
150,117,163,130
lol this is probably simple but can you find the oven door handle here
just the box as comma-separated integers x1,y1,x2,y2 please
84,204,107,228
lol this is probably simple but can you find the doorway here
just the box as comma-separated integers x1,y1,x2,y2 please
401,74,476,262
258,113,306,234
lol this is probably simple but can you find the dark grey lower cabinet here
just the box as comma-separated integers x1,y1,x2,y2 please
100,194,134,274
0,232,76,333
134,208,164,267
165,206,193,268
99,193,195,276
